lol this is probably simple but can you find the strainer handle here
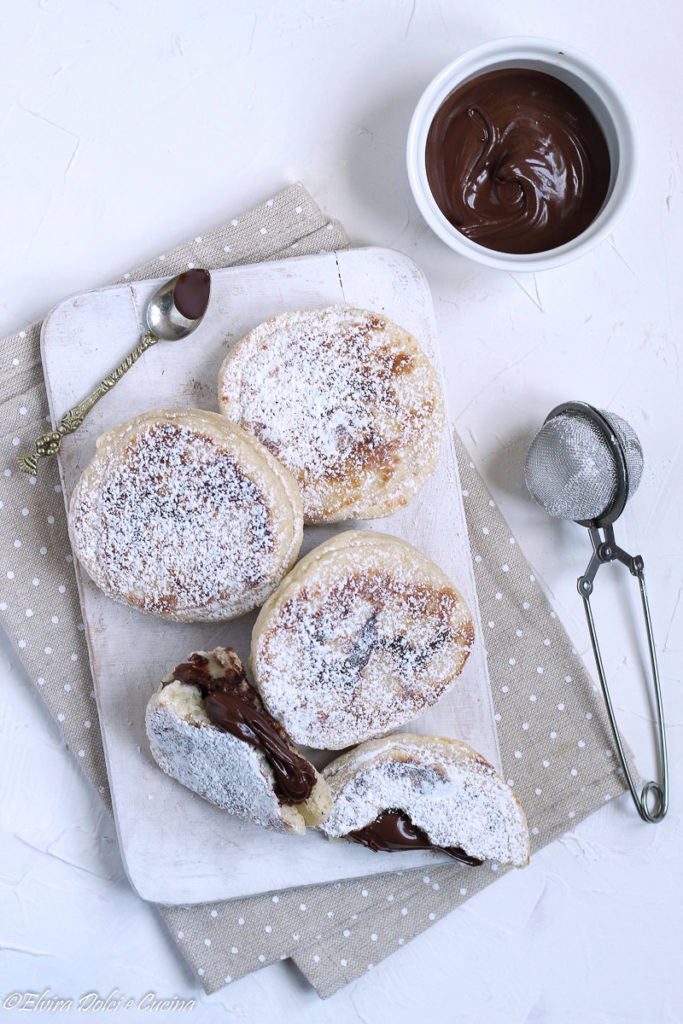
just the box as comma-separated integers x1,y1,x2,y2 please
578,527,668,823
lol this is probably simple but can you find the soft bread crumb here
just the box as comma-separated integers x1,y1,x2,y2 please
298,775,334,826
154,679,210,726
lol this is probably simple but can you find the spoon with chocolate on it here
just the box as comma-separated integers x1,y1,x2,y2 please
17,269,211,475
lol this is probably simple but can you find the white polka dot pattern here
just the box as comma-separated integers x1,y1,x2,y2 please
0,185,636,1001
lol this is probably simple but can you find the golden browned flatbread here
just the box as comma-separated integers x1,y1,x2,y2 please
68,408,302,620
251,530,474,749
217,306,445,523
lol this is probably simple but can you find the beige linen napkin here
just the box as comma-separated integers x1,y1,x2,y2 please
0,184,634,999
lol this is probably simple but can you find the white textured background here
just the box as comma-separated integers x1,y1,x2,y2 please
0,1,681,1021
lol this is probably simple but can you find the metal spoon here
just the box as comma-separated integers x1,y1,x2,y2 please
17,269,211,475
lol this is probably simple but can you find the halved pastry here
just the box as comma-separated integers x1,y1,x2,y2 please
318,734,529,867
145,647,331,834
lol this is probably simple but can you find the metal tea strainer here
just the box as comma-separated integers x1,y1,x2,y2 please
525,401,668,823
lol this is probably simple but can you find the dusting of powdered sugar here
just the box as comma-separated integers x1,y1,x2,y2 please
219,306,444,521
319,735,529,866
69,420,286,619
145,684,302,833
253,546,474,750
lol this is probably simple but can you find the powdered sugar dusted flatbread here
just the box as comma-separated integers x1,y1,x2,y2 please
68,408,303,621
217,306,445,523
319,734,529,867
251,531,474,749
145,647,331,835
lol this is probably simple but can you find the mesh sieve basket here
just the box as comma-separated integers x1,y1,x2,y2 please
525,403,643,526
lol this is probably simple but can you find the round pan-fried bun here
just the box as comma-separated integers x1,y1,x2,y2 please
251,530,474,750
68,408,303,621
319,734,530,867
145,647,331,834
217,306,445,523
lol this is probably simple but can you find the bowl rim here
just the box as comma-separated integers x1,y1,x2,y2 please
406,36,639,272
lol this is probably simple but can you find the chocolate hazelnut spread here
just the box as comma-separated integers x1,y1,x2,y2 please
165,652,316,804
425,68,611,254
347,809,484,865
173,268,211,320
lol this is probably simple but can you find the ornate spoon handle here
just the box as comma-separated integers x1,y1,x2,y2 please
17,330,159,475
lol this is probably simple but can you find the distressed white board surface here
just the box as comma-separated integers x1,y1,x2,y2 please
41,247,501,905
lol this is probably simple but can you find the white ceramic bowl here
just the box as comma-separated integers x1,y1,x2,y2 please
406,37,638,272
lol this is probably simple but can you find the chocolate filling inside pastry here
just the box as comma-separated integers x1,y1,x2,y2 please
347,809,484,865
164,653,316,804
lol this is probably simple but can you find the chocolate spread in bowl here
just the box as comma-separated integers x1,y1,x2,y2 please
425,68,611,254
164,652,316,804
347,809,484,865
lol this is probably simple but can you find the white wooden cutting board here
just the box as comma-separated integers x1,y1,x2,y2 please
41,247,501,905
